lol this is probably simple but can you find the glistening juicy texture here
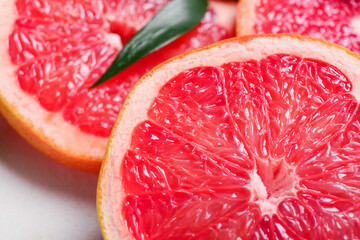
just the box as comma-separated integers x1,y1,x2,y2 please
121,54,360,239
9,0,229,137
254,0,360,54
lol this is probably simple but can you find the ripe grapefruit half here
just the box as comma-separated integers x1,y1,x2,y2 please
0,0,236,172
236,0,360,55
98,34,360,239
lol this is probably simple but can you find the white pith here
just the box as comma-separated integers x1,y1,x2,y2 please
0,0,108,163
249,158,298,215
351,17,360,38
99,35,360,240
236,0,257,35
105,33,123,49
210,0,237,36
0,0,236,171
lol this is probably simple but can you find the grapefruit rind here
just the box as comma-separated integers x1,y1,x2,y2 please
0,0,106,173
97,34,360,239
0,0,236,173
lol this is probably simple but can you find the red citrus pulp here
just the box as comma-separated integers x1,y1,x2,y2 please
237,0,360,55
0,0,236,172
98,35,360,239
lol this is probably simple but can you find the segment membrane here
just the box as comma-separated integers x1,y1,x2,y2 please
148,67,253,170
9,0,229,136
298,191,360,239
222,61,270,159
260,55,352,160
123,55,360,239
17,43,116,112
255,0,360,54
298,107,360,201
15,0,104,24
123,190,251,239
123,121,250,194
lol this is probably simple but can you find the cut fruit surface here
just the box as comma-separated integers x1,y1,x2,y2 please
97,35,360,240
0,0,236,172
237,0,360,55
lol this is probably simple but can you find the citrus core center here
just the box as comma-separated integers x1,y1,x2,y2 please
250,158,297,214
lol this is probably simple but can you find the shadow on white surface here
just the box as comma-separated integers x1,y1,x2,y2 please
0,116,103,240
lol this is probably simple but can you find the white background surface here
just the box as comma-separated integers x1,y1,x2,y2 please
0,116,103,240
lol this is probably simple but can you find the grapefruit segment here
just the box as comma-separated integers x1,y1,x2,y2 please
298,107,360,177
103,0,171,43
194,203,261,239
8,18,104,64
237,0,360,55
296,191,360,239
252,214,303,240
222,61,270,159
148,66,253,170
98,35,360,239
15,0,104,24
124,120,250,193
123,190,250,240
17,43,117,112
0,0,236,172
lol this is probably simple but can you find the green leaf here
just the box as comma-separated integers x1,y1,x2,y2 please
91,0,208,88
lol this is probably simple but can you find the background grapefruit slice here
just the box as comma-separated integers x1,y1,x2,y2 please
98,34,360,239
236,0,360,55
0,0,236,172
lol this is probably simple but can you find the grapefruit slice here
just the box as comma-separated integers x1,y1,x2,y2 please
0,0,236,172
236,0,360,55
98,34,360,239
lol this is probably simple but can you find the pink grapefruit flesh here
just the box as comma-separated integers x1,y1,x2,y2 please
98,35,360,239
0,0,236,172
237,0,360,55
10,0,231,137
